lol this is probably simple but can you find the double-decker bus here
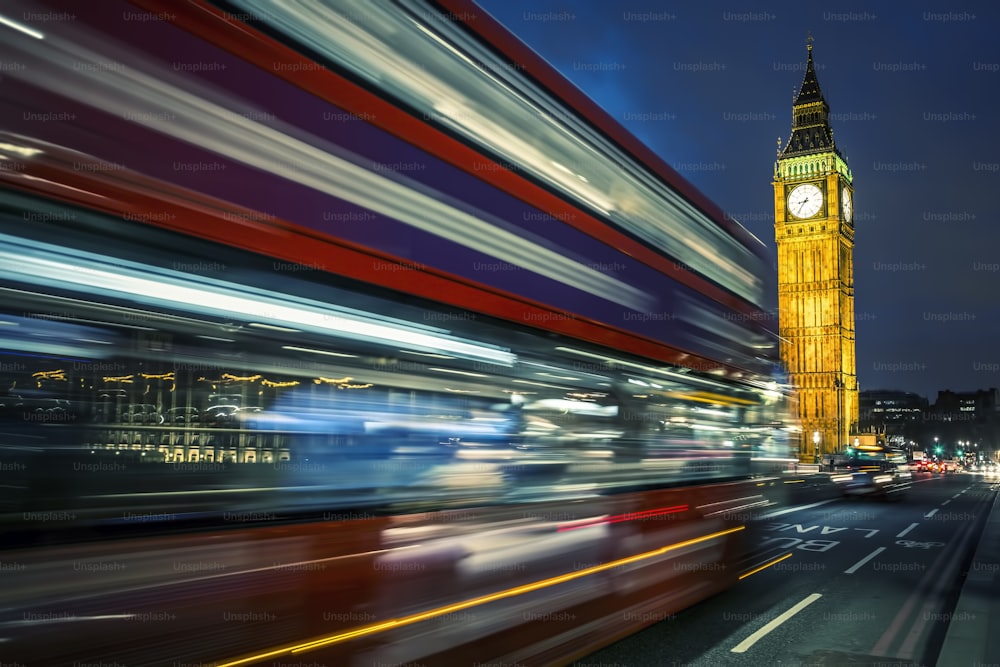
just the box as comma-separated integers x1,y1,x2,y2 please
0,1,797,665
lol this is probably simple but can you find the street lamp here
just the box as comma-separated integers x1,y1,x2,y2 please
834,378,843,453
813,430,820,464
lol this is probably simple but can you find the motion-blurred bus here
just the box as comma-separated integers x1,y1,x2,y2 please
0,1,797,664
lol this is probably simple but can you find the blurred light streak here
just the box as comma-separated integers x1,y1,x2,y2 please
0,10,648,310
554,346,732,390
703,500,771,518
428,367,488,377
738,552,794,580
247,323,300,333
8,614,136,627
556,504,689,531
0,234,515,365
0,140,43,156
281,346,357,358
240,0,761,302
695,495,764,510
216,525,744,666
0,13,43,39
399,350,455,359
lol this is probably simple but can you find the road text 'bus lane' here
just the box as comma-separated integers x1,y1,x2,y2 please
759,522,879,554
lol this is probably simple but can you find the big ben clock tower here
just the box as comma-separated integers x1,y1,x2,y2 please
773,38,858,462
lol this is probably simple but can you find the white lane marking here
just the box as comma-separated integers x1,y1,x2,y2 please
924,509,939,518
896,523,919,538
845,547,887,574
731,593,823,653
942,500,951,505
758,499,838,519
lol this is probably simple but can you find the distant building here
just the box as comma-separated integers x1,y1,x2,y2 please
910,388,1000,461
931,388,1000,423
859,390,928,428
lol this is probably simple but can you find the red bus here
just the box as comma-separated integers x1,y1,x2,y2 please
0,1,797,664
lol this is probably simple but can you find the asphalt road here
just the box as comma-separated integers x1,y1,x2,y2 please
576,471,1000,667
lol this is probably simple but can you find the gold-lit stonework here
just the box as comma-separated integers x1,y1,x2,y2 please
773,41,858,461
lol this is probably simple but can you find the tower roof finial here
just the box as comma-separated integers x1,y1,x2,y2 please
792,34,823,105
780,33,843,162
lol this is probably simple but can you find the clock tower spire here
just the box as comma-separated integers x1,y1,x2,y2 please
773,39,858,462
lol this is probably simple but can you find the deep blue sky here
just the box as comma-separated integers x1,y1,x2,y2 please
475,0,1000,401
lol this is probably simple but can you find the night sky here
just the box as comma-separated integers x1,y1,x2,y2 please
474,0,1000,402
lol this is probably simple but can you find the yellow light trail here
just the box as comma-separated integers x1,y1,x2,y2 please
739,552,794,580
217,525,745,666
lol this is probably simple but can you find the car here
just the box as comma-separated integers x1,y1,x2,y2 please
833,449,911,500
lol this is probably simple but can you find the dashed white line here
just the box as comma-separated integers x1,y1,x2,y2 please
924,509,939,519
758,499,838,519
845,547,887,575
896,523,918,538
731,593,823,653
942,499,951,505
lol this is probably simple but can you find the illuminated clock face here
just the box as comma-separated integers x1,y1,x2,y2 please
842,187,853,222
787,183,824,219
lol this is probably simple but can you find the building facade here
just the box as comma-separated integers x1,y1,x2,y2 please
932,388,1000,422
859,390,928,429
921,389,1000,461
773,40,859,461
